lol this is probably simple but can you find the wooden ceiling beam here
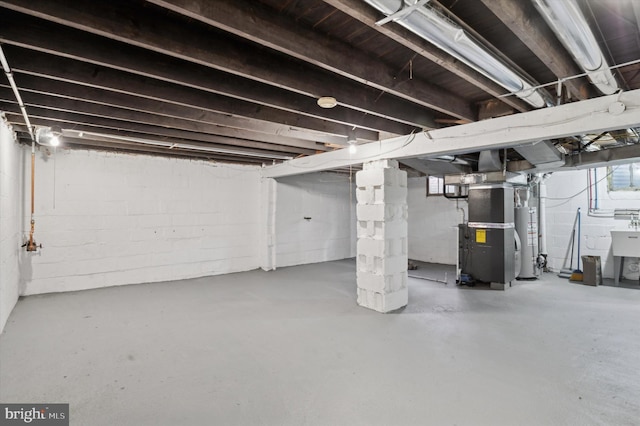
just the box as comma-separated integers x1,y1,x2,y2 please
3,114,298,161
0,45,380,142
58,138,269,164
321,0,532,113
0,106,307,159
264,88,640,177
0,3,440,128
10,119,320,161
0,91,318,155
2,74,329,152
480,0,591,100
145,0,476,121
0,16,422,136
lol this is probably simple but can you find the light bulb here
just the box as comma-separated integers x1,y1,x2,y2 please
50,135,60,147
348,143,357,154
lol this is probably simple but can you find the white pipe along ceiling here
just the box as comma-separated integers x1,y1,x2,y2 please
532,0,619,95
0,0,636,170
361,0,628,173
365,0,549,108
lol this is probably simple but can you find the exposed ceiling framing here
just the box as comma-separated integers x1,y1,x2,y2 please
1,0,639,168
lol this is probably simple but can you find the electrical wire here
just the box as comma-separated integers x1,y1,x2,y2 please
544,166,618,208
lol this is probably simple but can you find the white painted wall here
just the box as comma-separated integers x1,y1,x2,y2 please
404,171,640,277
275,172,356,267
0,121,23,332
545,168,640,279
20,148,262,295
407,177,465,265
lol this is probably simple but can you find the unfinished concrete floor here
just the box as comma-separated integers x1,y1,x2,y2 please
1,259,640,425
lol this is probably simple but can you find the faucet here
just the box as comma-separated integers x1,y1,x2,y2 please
630,214,640,230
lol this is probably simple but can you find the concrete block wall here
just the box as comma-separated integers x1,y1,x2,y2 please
0,121,22,333
545,168,640,279
275,172,356,267
356,160,408,312
259,177,277,271
407,177,465,265
20,148,262,295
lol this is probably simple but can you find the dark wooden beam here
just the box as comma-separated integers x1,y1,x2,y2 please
0,106,305,159
10,118,325,160
0,3,442,127
1,75,328,152
0,89,318,155
145,0,476,121
59,138,269,164
7,113,304,162
0,45,380,142
480,0,591,100
321,0,532,113
0,16,424,136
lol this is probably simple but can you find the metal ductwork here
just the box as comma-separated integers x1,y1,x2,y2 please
478,150,503,172
364,0,548,108
514,140,564,169
532,0,618,95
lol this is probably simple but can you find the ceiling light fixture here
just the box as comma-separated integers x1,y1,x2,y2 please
35,126,63,147
317,96,338,108
50,125,62,147
348,140,357,154
347,128,358,154
365,0,549,108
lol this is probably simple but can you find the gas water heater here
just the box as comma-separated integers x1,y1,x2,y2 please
514,206,539,279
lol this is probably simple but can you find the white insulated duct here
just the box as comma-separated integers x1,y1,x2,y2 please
532,0,618,95
365,0,548,108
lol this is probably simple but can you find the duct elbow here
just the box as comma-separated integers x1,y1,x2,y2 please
590,69,618,95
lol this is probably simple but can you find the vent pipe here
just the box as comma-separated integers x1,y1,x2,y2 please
365,0,548,108
532,0,618,95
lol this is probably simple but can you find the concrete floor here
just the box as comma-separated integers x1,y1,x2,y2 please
1,259,640,426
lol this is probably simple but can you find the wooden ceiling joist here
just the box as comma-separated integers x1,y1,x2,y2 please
0,3,444,129
146,0,476,121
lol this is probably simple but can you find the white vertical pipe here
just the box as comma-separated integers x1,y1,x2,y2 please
538,175,548,256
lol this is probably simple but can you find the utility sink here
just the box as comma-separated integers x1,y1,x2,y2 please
611,229,640,257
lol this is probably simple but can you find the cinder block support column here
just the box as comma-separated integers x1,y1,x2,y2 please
355,159,408,313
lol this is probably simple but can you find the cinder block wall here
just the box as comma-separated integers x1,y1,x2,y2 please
275,172,356,267
545,169,640,279
20,148,262,295
0,122,23,332
407,177,465,265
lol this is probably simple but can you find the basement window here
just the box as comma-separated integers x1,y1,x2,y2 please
426,176,456,196
608,163,640,191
